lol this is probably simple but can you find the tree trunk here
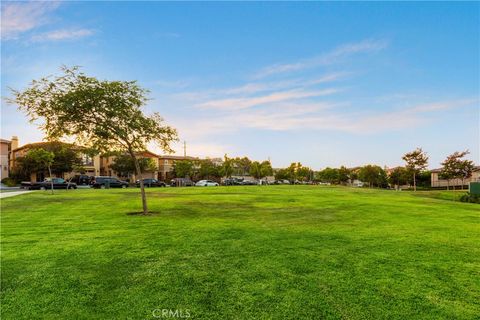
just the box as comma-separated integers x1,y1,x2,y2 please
413,171,417,192
48,166,54,195
131,153,148,215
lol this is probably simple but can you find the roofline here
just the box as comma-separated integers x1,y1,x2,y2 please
158,155,198,160
431,165,480,173
12,141,80,153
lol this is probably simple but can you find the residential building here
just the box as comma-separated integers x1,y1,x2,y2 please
431,166,480,188
8,138,100,182
158,155,198,181
0,137,14,180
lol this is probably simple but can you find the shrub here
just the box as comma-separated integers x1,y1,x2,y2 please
459,192,480,204
1,177,18,187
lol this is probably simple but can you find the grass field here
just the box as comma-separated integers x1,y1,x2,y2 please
1,186,479,319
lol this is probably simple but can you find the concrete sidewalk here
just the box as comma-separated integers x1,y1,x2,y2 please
0,191,33,199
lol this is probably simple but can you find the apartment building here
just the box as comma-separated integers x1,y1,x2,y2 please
8,138,101,182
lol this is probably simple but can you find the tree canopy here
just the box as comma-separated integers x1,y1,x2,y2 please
109,154,157,178
402,148,428,191
173,160,195,179
9,66,178,214
249,160,273,180
358,165,387,188
441,150,475,190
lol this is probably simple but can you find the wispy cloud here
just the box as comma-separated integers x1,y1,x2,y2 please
409,99,478,113
1,1,61,40
197,88,340,110
163,37,474,148
30,28,95,42
171,97,477,142
254,39,388,78
173,71,349,103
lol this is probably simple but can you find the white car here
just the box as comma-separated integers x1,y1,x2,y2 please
195,180,219,187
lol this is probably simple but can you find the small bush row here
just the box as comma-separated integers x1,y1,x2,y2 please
459,192,480,204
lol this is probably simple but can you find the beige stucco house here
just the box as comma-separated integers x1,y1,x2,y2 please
0,137,15,180
8,138,100,182
431,166,480,188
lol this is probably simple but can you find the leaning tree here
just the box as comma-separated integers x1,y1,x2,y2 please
9,66,178,214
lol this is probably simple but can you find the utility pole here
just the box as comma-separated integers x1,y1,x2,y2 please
183,140,187,157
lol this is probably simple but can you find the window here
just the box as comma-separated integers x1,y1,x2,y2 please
81,154,94,166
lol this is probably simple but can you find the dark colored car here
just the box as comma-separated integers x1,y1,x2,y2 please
170,178,194,187
135,178,166,187
90,176,129,189
70,174,92,186
241,180,258,185
21,178,77,190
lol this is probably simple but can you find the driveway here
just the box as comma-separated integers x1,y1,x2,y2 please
0,191,34,199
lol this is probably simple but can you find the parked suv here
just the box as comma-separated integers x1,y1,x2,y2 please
90,176,129,189
135,178,166,187
70,174,92,186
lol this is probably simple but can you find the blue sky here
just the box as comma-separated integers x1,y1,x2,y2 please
1,1,479,169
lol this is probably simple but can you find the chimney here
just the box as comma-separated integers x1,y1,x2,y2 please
11,136,18,150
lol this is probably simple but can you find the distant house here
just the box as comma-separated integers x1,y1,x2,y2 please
8,138,101,182
431,166,480,188
157,155,198,181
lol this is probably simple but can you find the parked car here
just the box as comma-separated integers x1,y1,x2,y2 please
135,178,166,187
170,178,195,187
70,174,92,186
223,178,244,186
241,180,258,185
90,176,129,189
21,178,77,190
195,180,219,187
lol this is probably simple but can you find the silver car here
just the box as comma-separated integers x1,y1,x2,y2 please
195,180,219,187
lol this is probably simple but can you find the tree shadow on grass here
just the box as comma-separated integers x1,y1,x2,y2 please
126,211,161,216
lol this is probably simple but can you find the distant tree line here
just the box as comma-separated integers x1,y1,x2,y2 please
271,148,474,191
172,155,273,182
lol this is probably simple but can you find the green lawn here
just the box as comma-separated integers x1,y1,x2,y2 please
1,186,479,319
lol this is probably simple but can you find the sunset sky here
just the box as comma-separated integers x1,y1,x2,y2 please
1,1,479,169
